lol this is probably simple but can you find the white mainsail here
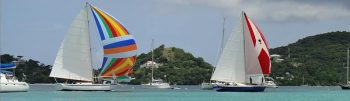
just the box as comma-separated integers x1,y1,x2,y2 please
49,6,93,81
211,12,269,84
210,14,246,83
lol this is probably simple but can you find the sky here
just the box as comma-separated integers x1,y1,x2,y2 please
1,0,349,66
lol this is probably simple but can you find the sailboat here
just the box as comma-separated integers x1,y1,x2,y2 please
49,3,137,91
300,75,308,86
339,48,350,90
210,12,271,92
142,40,171,89
0,7,30,92
265,77,278,88
0,63,30,92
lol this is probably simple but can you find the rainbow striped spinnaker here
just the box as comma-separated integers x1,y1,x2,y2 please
90,5,137,80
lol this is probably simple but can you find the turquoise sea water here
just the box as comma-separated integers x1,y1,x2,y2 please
1,84,350,101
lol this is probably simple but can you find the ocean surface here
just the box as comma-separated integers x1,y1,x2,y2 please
1,84,350,101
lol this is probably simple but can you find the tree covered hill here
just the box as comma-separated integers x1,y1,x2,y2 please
270,31,350,86
131,45,214,85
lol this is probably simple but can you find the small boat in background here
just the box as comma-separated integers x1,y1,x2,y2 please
339,83,350,89
201,82,225,90
201,82,214,90
171,86,181,90
142,40,171,89
0,63,29,92
300,75,309,87
265,77,278,88
142,79,171,89
266,81,278,88
339,48,350,90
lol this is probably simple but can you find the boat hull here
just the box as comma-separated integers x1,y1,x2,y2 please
151,85,171,89
142,83,171,89
55,83,112,91
266,81,278,88
339,84,350,90
0,82,29,92
142,85,171,89
215,85,266,92
201,83,214,90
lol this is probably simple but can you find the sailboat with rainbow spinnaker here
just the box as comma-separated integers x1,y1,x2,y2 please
49,3,137,91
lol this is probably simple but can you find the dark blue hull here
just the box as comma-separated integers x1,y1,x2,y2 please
215,86,266,92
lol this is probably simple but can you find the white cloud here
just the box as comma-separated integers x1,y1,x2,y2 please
154,0,350,22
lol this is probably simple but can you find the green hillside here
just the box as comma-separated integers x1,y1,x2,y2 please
270,31,350,86
130,45,214,85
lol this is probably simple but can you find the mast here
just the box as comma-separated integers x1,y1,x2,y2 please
0,0,2,90
0,5,1,87
347,48,349,84
151,39,154,85
288,48,291,58
86,2,94,81
302,75,305,85
242,11,247,83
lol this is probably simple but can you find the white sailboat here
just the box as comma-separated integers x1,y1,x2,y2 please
265,77,278,88
0,6,30,92
339,48,350,89
142,40,171,89
300,75,308,86
50,3,137,91
210,12,271,92
0,63,29,92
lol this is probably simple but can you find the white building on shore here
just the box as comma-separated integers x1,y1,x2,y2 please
270,54,284,63
140,61,162,68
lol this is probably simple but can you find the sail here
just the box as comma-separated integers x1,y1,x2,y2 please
242,12,271,75
90,5,137,79
210,14,246,83
243,12,270,83
211,12,270,84
49,6,93,81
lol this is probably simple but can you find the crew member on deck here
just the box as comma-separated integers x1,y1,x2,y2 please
250,77,252,84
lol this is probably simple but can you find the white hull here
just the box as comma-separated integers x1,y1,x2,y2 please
265,81,278,88
0,73,30,92
201,83,214,89
55,83,111,91
0,82,29,92
201,82,226,89
142,83,171,89
266,84,278,88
